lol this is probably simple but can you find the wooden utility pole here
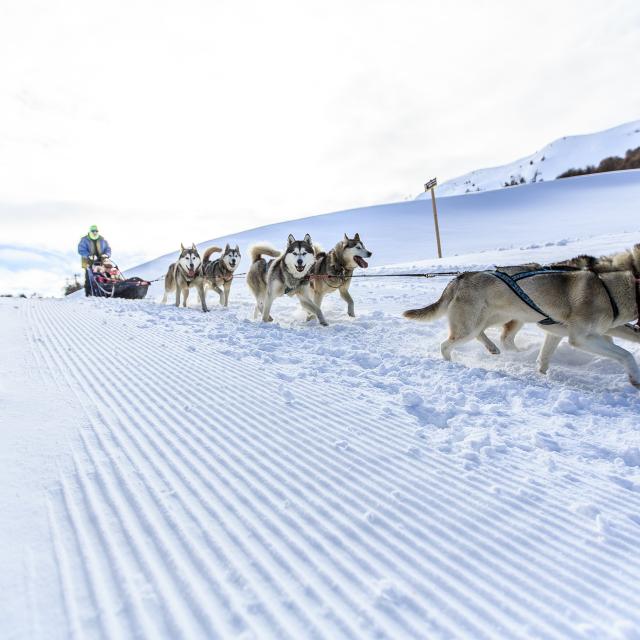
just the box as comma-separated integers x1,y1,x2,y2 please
424,177,442,258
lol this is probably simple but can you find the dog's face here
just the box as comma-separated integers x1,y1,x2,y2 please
178,243,201,278
341,233,372,269
284,233,315,278
222,244,241,272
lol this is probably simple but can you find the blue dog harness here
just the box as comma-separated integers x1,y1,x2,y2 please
489,268,573,325
490,267,622,326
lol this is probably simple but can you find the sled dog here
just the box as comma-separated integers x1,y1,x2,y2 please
247,234,328,325
494,255,640,360
310,233,372,317
403,245,640,387
161,243,208,312
202,244,241,307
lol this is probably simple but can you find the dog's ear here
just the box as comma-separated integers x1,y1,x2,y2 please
343,233,349,243
287,234,296,246
235,244,240,253
354,232,360,242
180,242,185,251
191,243,197,251
303,233,312,246
224,243,230,252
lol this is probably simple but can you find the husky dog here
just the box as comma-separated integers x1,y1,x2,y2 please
496,254,636,354
310,233,372,317
161,243,208,312
403,245,640,387
246,243,281,321
202,244,241,307
247,234,328,326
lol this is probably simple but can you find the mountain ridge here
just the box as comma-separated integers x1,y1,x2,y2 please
417,119,640,198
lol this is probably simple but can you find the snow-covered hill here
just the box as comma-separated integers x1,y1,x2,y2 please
130,169,640,282
416,120,640,198
4,168,640,639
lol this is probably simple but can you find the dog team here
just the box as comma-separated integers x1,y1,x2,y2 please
161,233,373,324
161,236,640,387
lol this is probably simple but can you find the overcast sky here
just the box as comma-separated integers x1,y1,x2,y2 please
1,0,639,293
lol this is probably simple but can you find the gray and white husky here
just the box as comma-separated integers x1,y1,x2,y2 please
310,233,372,317
404,245,640,387
161,243,208,312
493,255,640,365
247,234,328,326
202,244,241,307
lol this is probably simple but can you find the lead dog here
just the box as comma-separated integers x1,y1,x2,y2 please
404,245,640,387
310,233,372,317
161,243,208,312
247,234,328,326
202,244,241,307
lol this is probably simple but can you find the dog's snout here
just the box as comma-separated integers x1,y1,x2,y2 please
297,258,304,265
367,251,373,257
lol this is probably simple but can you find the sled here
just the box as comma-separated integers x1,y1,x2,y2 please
85,260,150,299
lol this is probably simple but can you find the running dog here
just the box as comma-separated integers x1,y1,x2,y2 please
247,234,328,326
495,255,640,357
310,233,372,317
403,245,640,387
202,244,241,307
161,243,208,312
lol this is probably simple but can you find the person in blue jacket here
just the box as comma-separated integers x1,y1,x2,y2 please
78,225,111,269
78,225,112,295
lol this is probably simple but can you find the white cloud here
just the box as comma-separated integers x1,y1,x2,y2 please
0,0,639,293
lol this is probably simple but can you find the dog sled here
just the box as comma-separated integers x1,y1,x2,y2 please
85,258,150,299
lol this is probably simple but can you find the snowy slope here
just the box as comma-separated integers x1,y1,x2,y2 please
130,169,640,283
416,120,640,198
4,171,640,639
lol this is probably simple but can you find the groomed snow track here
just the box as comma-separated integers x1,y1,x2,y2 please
10,291,640,639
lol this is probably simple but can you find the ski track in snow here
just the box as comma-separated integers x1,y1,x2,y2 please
11,260,640,640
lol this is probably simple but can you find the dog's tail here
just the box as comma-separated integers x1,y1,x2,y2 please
250,244,280,263
403,277,458,322
163,262,176,295
312,242,326,258
202,246,222,263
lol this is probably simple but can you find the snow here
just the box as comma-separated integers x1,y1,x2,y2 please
3,170,640,639
130,169,640,281
416,119,640,197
